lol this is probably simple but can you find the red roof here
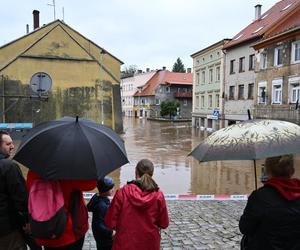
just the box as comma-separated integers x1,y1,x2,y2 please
134,70,192,97
223,0,300,49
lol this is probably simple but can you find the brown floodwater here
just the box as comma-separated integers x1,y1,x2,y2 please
17,117,300,195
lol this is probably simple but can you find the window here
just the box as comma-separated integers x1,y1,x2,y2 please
291,84,300,103
201,96,205,108
166,86,170,93
209,68,213,83
291,41,300,63
239,57,245,72
272,80,282,104
229,86,235,100
155,99,160,105
238,85,244,99
248,83,254,99
196,72,200,85
258,82,267,104
260,53,267,69
208,95,212,108
195,96,200,108
216,94,220,107
183,99,188,106
230,60,235,74
274,46,283,66
216,66,220,81
249,54,255,70
201,70,205,84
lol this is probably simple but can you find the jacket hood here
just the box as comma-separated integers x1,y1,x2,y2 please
87,194,101,212
124,183,160,208
265,177,300,200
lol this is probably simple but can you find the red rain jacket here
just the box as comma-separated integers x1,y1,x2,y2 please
26,170,96,247
105,183,169,250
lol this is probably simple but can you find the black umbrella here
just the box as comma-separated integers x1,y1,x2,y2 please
14,116,129,180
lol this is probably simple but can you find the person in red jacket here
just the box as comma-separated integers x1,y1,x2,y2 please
105,159,169,250
26,170,96,250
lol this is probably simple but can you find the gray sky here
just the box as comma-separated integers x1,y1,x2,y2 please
1,0,276,71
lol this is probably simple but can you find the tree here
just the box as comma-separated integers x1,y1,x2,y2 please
121,65,138,78
160,101,180,119
172,58,186,73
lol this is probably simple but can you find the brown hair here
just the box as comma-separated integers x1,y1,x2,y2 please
135,159,158,192
265,154,294,178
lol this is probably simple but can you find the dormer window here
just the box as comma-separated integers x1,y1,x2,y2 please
282,3,292,11
234,34,244,40
252,26,264,34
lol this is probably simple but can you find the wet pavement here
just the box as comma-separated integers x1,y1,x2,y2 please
83,200,246,250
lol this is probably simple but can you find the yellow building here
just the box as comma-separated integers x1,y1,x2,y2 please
0,12,123,132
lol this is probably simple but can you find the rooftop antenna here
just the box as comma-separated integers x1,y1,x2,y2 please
62,7,64,21
48,0,56,20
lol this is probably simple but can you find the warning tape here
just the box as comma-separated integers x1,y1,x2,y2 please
83,193,248,201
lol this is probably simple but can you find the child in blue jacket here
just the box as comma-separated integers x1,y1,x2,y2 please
87,176,115,250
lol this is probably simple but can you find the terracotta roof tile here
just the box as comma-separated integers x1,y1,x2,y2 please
223,0,300,49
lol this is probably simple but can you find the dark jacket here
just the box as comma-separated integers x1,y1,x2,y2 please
239,178,300,250
0,154,28,236
87,194,113,249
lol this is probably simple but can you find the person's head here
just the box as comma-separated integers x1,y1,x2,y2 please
97,176,115,196
265,154,294,178
135,159,158,192
0,131,14,158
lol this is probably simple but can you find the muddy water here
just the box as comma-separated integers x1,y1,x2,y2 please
17,117,300,195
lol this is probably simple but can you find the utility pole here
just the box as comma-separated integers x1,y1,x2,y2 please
100,50,106,125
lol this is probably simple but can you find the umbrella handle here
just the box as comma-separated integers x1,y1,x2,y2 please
253,160,258,190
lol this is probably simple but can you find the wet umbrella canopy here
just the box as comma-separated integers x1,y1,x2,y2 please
14,116,129,180
189,120,300,189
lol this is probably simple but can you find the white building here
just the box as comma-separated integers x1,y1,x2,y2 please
120,71,155,117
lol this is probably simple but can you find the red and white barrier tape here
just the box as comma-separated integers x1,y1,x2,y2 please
83,193,248,201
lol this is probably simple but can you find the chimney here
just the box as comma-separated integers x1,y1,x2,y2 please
33,10,40,30
162,66,166,70
146,68,150,72
187,68,191,73
26,24,29,34
255,4,262,20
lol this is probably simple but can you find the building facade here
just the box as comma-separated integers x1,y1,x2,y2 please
0,11,123,132
120,71,155,117
222,0,298,126
133,69,193,118
191,39,229,131
252,3,300,124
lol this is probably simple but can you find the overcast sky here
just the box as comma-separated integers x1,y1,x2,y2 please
1,0,277,71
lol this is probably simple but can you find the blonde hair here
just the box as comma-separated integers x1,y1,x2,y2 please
136,159,158,192
265,154,294,178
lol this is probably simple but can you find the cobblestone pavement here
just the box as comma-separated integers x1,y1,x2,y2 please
83,200,246,250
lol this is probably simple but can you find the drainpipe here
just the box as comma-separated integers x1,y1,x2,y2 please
221,49,227,128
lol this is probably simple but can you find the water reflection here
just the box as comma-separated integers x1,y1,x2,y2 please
16,117,300,195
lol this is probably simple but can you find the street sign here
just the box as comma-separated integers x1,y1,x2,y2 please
213,109,219,117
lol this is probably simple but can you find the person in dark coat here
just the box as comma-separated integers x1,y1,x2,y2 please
87,176,115,250
239,154,300,250
0,131,28,250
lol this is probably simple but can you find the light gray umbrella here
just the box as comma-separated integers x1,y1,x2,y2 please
189,119,300,189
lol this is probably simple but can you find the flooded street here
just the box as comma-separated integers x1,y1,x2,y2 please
112,117,300,195
18,117,300,195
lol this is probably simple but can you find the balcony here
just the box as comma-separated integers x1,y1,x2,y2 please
253,105,300,124
174,92,192,98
